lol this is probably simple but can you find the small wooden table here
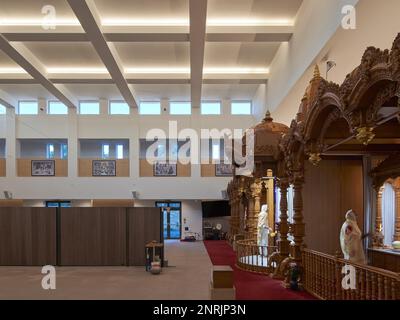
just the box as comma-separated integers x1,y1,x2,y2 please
145,241,164,271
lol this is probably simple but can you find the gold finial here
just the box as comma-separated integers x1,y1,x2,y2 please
313,64,321,80
263,110,273,122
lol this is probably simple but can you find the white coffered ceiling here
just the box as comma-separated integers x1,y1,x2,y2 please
0,0,303,108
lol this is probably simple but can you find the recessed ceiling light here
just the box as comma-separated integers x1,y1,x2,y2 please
0,18,80,26
124,67,190,74
207,18,293,26
101,18,293,27
204,67,269,74
102,18,189,27
0,67,26,74
46,67,109,74
124,67,269,74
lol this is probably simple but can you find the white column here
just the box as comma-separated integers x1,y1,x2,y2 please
68,108,78,178
221,99,230,116
38,98,47,116
99,98,108,115
5,107,16,178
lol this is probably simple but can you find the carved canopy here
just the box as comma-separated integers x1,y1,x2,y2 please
278,33,400,180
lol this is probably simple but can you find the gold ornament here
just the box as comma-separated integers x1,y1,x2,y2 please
308,153,322,166
356,127,375,145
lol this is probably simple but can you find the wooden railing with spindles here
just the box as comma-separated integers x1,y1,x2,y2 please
236,239,277,275
303,249,400,300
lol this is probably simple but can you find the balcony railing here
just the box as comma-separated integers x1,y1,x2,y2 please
236,239,277,275
303,248,400,300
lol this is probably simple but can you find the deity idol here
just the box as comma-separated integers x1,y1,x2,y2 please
257,205,271,252
340,210,366,264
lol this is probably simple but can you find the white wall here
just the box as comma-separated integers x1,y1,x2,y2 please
273,0,400,124
262,0,359,120
0,99,256,200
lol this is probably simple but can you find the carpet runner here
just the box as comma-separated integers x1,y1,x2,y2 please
203,240,315,300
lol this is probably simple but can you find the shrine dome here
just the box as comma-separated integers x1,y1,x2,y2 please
243,110,289,158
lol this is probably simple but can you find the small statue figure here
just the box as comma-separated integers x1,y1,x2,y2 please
257,204,272,256
340,210,366,264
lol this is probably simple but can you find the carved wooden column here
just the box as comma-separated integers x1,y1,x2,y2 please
233,196,240,236
246,189,255,239
250,179,262,240
278,178,290,259
291,174,305,263
394,182,400,242
373,186,384,248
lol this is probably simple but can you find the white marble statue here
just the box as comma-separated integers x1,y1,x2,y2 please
257,205,271,254
340,210,366,264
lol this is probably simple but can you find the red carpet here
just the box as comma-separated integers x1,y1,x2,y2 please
203,240,315,300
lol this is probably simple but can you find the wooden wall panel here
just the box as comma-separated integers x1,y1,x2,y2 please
0,200,23,207
17,159,68,177
128,207,162,266
79,159,129,177
116,159,129,177
0,207,56,265
201,164,215,177
0,158,5,177
303,159,364,255
140,159,153,177
177,162,191,177
78,159,92,177
92,199,134,207
55,159,68,177
60,208,127,266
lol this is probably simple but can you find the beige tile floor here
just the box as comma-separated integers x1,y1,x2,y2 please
0,240,213,300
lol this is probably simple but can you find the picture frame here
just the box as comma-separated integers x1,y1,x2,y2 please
153,162,177,177
215,163,233,176
31,160,55,176
92,160,116,177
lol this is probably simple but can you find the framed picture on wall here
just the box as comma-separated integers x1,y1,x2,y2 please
92,160,116,176
215,163,233,176
154,162,177,177
31,160,55,176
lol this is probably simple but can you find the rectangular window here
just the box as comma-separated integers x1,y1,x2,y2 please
102,144,110,159
60,144,68,159
109,101,130,115
79,101,100,115
48,101,68,115
231,101,252,115
212,143,220,160
139,102,161,115
0,104,6,114
170,102,191,115
46,144,55,159
18,101,38,115
201,102,221,115
156,142,166,158
116,144,124,159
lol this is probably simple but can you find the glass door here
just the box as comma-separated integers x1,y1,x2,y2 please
156,202,181,240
